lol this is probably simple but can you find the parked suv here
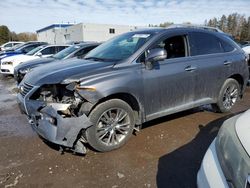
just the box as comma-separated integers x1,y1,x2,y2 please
17,28,249,154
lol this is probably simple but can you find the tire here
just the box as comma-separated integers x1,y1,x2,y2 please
213,78,240,113
86,99,135,152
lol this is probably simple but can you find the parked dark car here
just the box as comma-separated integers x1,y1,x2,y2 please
17,28,249,154
14,42,100,84
0,42,48,61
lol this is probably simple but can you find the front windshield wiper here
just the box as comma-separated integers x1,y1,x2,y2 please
84,57,108,61
84,57,120,62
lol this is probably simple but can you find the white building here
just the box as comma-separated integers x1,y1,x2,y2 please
37,23,140,44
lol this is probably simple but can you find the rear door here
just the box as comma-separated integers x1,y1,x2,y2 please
188,32,235,101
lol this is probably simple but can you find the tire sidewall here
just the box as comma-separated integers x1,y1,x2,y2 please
217,78,240,113
86,99,135,152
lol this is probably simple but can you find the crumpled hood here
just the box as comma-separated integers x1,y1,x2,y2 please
22,58,114,86
15,57,55,71
235,109,250,156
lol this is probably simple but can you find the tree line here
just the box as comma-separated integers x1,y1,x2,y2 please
0,25,37,45
150,13,250,42
205,13,250,42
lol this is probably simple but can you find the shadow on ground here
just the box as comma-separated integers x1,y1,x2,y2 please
156,111,242,188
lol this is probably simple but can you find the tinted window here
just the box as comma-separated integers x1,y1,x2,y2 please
41,47,56,55
74,46,97,58
190,32,223,56
137,35,186,63
22,44,40,53
56,46,68,53
53,45,80,60
5,43,12,47
220,39,235,52
152,35,186,59
27,46,46,55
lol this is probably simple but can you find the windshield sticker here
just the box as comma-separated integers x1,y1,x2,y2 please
132,34,150,38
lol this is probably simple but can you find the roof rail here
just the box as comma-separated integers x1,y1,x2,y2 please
167,24,224,33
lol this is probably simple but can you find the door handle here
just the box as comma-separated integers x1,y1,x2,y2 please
224,61,232,66
185,66,197,72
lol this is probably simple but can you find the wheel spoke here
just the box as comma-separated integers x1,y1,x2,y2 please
116,127,128,135
118,112,127,122
96,107,131,146
230,89,238,97
97,128,109,140
106,132,113,144
111,131,116,144
115,109,127,122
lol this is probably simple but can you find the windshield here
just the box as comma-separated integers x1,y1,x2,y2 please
53,45,80,60
84,32,153,61
26,46,45,55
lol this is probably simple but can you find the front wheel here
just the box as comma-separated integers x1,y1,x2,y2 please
212,78,240,113
86,99,135,152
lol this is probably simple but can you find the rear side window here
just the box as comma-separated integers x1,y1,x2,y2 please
219,39,235,52
190,32,223,56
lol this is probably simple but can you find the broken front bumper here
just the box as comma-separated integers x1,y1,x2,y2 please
17,92,92,151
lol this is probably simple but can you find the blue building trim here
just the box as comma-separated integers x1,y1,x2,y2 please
37,24,73,33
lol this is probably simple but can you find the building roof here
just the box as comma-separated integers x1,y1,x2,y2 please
36,24,74,33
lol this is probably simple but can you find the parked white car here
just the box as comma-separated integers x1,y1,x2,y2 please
197,110,250,188
243,45,250,56
0,45,69,75
0,41,24,51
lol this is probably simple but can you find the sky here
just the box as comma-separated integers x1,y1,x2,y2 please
0,0,249,33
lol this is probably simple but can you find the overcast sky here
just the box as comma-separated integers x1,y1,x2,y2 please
0,0,249,33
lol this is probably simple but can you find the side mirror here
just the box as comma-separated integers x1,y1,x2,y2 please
145,48,167,70
36,52,42,57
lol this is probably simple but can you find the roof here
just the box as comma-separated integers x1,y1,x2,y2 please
36,24,74,33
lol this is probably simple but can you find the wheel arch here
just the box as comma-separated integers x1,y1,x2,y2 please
229,74,244,94
89,92,144,125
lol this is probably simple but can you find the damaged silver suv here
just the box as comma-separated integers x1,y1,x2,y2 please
17,27,249,154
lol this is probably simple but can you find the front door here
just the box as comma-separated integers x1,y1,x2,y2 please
141,33,196,121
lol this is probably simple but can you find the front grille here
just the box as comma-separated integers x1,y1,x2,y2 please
20,82,34,97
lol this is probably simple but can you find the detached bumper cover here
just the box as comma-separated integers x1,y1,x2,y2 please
32,105,92,147
197,139,229,188
17,92,92,148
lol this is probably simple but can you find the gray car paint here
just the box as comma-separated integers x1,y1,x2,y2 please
17,28,249,152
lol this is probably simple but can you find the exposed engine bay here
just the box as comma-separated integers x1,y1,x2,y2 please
30,84,93,118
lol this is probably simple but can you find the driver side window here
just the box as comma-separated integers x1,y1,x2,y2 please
152,35,187,59
137,35,187,63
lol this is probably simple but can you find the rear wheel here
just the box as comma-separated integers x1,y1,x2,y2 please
212,78,240,113
86,99,135,152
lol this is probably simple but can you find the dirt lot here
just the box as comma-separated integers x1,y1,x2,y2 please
0,75,249,188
